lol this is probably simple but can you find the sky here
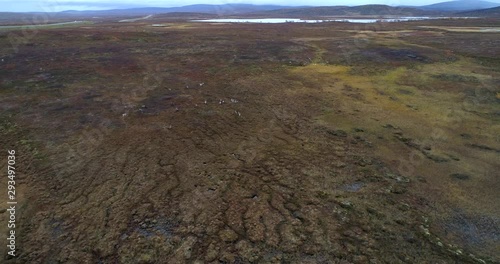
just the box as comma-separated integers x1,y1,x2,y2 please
2,0,500,12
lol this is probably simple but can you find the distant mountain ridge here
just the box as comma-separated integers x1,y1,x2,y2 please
245,5,439,17
59,4,300,16
3,1,500,15
457,6,500,16
418,0,500,11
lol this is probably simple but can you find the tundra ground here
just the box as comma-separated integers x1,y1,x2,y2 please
0,18,499,263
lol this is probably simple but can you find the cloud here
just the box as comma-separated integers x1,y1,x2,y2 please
56,2,132,7
55,1,144,8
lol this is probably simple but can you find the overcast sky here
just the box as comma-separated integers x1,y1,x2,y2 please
3,0,500,12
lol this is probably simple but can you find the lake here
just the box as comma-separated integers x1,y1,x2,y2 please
193,17,441,24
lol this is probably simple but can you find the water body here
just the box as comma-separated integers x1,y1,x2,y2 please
480,28,500,32
193,17,441,24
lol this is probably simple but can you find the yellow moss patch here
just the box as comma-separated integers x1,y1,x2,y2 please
290,64,350,75
289,59,498,146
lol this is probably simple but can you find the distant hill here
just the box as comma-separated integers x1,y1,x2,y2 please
0,12,92,25
418,0,500,12
244,6,346,17
60,4,297,16
456,6,500,16
248,5,438,17
0,4,301,25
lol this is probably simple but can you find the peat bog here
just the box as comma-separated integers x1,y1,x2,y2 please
0,16,499,263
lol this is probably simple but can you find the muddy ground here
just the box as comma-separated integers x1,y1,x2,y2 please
0,18,499,263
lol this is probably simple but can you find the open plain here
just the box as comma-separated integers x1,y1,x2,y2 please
0,16,499,263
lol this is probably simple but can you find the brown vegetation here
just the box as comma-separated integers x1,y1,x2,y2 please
0,18,499,263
